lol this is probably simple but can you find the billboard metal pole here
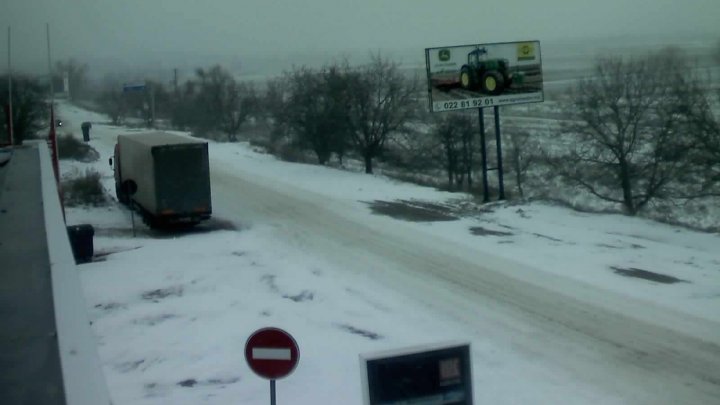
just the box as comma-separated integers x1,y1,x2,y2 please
478,108,489,202
493,106,505,200
426,41,542,202
466,118,473,189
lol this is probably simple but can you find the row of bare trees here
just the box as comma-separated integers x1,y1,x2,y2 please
389,47,719,216
95,65,258,138
0,58,90,145
267,56,418,173
171,66,259,141
53,59,89,102
86,46,719,218
93,56,419,175
549,49,720,215
0,75,48,145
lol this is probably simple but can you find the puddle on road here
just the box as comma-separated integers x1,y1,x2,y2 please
93,217,238,239
610,266,688,284
367,200,458,222
469,226,513,237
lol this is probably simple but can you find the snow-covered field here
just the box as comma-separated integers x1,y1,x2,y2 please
56,101,720,404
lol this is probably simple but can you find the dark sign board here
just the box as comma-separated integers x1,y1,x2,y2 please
425,41,543,112
361,342,473,405
122,82,146,93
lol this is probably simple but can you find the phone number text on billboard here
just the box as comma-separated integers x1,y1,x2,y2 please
433,92,543,112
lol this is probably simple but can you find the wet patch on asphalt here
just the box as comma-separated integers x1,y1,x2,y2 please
597,242,646,249
141,286,184,302
260,274,279,293
337,324,382,340
94,302,127,312
133,313,179,326
283,290,314,302
262,274,315,302
610,266,688,284
367,200,458,222
469,226,513,237
177,377,240,388
93,217,238,239
532,232,568,244
115,359,147,373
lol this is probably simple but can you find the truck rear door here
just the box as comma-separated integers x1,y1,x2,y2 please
153,143,211,217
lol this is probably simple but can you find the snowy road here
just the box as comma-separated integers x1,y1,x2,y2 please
211,163,720,404
56,101,720,403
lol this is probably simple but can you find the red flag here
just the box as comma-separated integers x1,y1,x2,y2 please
2,104,11,146
48,104,65,221
49,104,60,182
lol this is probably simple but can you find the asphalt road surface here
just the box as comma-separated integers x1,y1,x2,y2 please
210,162,720,404
59,106,720,403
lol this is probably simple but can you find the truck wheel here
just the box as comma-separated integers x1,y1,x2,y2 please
115,185,129,205
481,71,505,95
460,67,474,90
142,213,155,228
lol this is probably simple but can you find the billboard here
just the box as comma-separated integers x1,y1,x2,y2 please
425,41,543,112
360,342,473,405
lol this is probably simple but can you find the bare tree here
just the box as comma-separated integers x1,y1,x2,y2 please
347,55,418,174
191,65,257,141
322,64,354,164
281,64,352,165
1,75,48,145
55,59,89,101
506,127,537,198
192,65,233,137
222,81,257,142
263,77,290,143
171,80,199,130
94,74,128,125
433,113,474,189
97,88,126,125
685,79,720,195
553,51,703,215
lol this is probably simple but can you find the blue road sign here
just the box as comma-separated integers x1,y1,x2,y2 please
123,83,146,92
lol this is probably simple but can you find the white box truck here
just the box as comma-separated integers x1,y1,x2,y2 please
111,132,211,228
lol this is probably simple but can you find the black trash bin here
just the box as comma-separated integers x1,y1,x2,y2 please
67,224,94,263
81,122,92,142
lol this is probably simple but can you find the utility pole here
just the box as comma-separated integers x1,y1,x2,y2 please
150,84,155,128
64,71,70,101
47,23,64,220
7,26,13,146
46,23,54,101
173,68,178,95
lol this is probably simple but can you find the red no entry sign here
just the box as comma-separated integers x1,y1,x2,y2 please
245,327,300,380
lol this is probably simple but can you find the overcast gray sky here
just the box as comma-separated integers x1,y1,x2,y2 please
2,0,720,75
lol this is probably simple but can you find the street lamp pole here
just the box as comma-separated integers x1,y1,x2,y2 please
7,26,13,146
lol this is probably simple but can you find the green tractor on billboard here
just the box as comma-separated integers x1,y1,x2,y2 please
459,47,520,95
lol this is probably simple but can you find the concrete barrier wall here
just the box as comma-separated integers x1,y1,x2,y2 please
39,143,113,405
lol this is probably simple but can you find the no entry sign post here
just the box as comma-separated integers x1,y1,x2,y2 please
245,327,300,405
